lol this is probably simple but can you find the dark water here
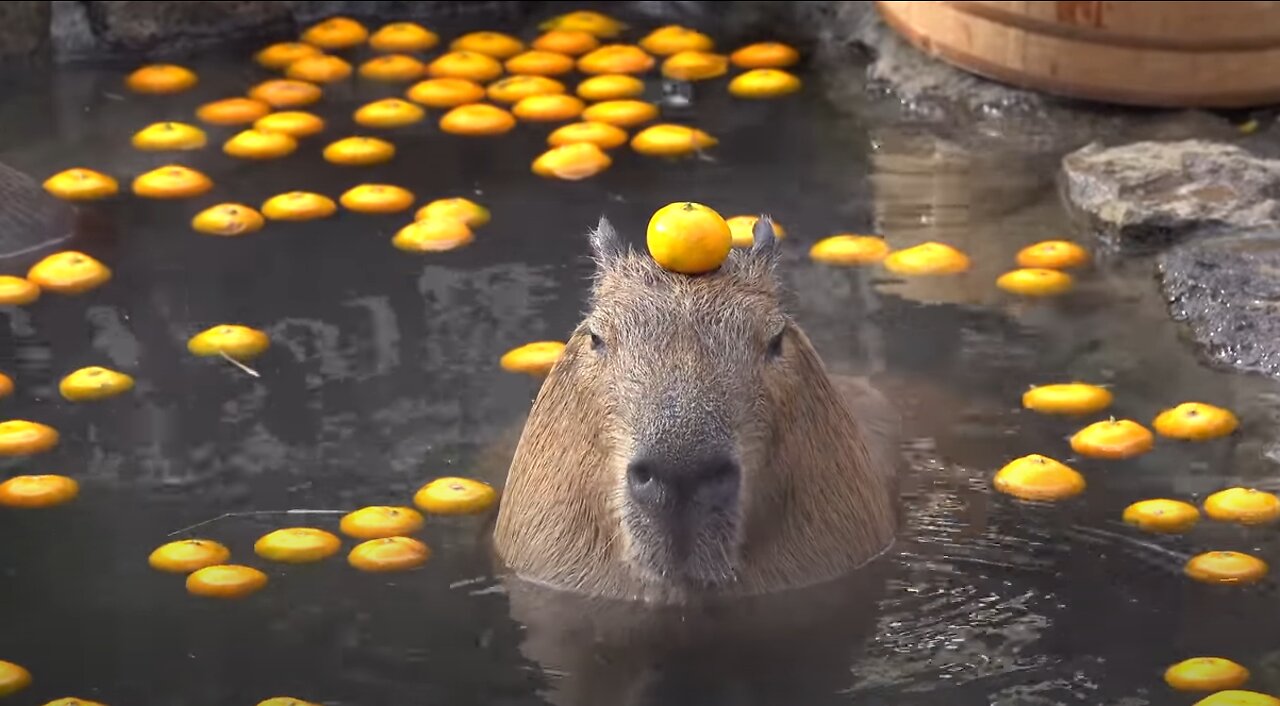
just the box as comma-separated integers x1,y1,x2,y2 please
2,9,1279,706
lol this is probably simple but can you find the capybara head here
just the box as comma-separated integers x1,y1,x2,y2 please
492,216,897,603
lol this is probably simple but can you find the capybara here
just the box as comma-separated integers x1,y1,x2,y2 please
492,216,898,603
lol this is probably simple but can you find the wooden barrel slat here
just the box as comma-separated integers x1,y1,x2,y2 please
876,0,1280,108
968,1,1280,47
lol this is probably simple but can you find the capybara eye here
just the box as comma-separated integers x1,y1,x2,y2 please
767,329,785,359
589,330,605,351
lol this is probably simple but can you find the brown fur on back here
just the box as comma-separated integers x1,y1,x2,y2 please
492,227,898,603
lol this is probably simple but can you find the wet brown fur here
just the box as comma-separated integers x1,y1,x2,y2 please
492,217,898,603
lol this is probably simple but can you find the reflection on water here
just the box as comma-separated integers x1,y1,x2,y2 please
2,9,1280,706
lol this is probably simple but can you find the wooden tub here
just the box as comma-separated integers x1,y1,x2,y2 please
876,1,1280,108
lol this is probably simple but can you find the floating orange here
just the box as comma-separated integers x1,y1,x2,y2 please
646,201,731,274
547,121,629,150
254,42,322,70
131,121,207,151
353,98,425,128
996,268,1074,297
223,129,298,160
1185,551,1268,585
576,74,646,101
339,506,425,539
322,136,396,165
42,168,118,201
581,99,659,127
640,25,714,55
285,54,352,84
195,97,272,126
532,29,600,56
1153,402,1239,441
809,235,890,265
487,75,567,104
513,94,585,122
992,454,1085,502
1021,383,1112,415
500,341,566,376
1192,691,1280,705
883,242,970,275
450,31,525,59
248,79,323,109
0,474,78,508
505,50,575,76
261,191,338,221
192,203,266,237
532,142,612,180
148,539,232,574
405,78,486,108
631,123,717,156
254,527,342,564
1122,498,1201,533
0,373,10,398
131,165,213,199
725,214,785,248
391,218,474,253
1070,419,1154,459
26,251,111,294
358,54,426,82
578,44,655,75
125,63,198,94
0,277,39,306
0,660,31,698
1015,240,1091,269
414,198,490,227
187,324,270,361
186,564,269,599
0,420,59,456
300,16,369,50
258,698,322,706
414,477,498,515
730,41,800,69
339,184,415,214
59,366,134,402
729,68,802,99
426,51,504,83
661,51,729,81
254,111,326,138
1204,488,1280,526
1165,658,1251,692
369,22,439,53
439,104,516,136
538,10,626,39
348,536,431,572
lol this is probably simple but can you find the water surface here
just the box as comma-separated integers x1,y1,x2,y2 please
2,10,1279,706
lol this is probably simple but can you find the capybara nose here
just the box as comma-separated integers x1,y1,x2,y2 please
626,453,740,512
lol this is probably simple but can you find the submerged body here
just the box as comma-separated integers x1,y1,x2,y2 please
492,217,899,603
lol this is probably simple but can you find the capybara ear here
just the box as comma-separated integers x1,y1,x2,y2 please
751,214,780,264
589,215,623,268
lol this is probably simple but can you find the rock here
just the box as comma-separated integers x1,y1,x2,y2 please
46,1,532,58
1159,232,1280,378
791,1,1057,120
0,160,74,258
284,1,528,24
49,1,97,60
0,1,51,59
1063,140,1280,250
82,1,292,53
